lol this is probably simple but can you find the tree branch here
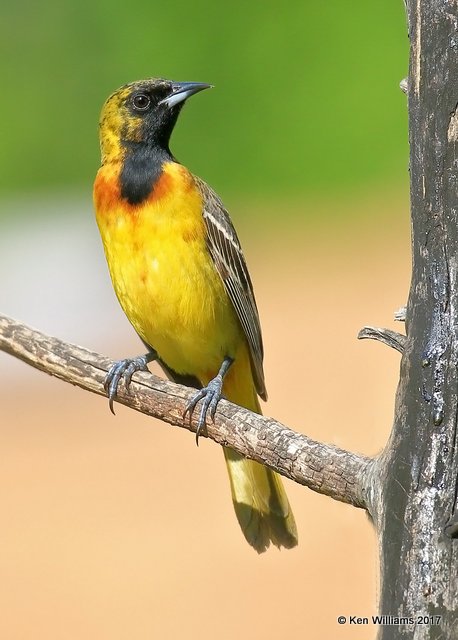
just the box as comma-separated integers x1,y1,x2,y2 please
357,325,406,353
0,313,372,510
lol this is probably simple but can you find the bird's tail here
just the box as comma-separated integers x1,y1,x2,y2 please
159,347,297,552
222,357,298,553
223,447,298,553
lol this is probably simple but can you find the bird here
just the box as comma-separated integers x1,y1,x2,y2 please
93,78,298,552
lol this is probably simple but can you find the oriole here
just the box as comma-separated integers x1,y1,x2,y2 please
93,78,298,552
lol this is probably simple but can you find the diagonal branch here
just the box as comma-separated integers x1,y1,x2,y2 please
0,313,372,510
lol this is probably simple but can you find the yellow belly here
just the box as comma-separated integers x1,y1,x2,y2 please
94,162,242,379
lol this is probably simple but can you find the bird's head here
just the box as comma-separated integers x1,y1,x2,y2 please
98,78,212,164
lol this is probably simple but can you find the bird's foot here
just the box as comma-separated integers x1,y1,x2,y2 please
105,352,156,414
183,357,233,444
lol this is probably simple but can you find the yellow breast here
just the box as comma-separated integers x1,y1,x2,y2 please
94,161,242,378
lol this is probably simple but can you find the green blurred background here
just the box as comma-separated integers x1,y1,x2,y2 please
1,1,408,208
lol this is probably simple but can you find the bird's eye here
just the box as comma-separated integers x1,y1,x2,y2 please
132,93,151,111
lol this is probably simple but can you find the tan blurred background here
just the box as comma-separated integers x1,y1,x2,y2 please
0,191,411,639
0,2,410,638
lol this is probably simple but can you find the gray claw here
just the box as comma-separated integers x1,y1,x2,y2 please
183,375,224,445
104,355,150,414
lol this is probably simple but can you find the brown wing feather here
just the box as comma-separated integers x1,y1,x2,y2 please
194,176,267,400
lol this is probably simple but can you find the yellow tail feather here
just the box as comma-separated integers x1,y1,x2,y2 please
223,448,298,553
218,349,298,552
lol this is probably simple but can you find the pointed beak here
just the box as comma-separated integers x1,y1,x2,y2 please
158,81,213,109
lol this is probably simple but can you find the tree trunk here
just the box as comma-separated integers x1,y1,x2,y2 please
371,1,458,637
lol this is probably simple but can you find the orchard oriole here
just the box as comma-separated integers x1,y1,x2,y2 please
93,78,297,552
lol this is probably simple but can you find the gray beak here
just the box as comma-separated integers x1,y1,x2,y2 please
158,81,213,108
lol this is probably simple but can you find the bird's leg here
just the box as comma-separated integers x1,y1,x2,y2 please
104,350,158,414
184,356,234,444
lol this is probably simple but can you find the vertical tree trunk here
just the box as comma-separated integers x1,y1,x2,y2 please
371,1,458,637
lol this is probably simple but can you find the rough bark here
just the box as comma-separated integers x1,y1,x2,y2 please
0,313,371,509
370,1,458,637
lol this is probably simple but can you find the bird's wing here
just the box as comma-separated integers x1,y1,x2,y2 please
194,176,267,400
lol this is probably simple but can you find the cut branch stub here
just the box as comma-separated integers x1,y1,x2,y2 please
358,326,406,354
